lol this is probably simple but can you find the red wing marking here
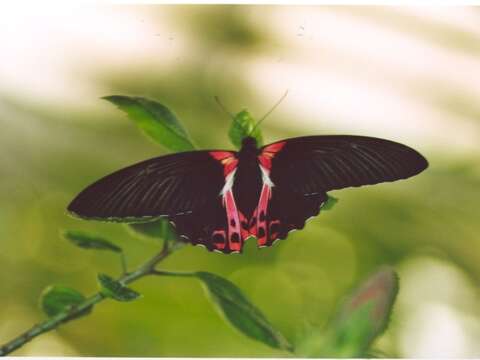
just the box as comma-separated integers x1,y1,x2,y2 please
251,160,284,247
210,151,238,176
255,183,271,247
251,192,282,247
223,189,242,252
258,141,286,171
210,147,288,251
212,229,227,250
209,151,244,252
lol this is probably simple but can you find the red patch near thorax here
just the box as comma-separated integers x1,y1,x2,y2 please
258,141,286,171
210,151,238,177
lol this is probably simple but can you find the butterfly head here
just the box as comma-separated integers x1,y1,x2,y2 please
241,136,258,150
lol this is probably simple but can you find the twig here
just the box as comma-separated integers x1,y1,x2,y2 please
0,240,183,356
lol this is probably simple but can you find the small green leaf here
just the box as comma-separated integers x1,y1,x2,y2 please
322,195,338,211
128,218,178,242
40,285,90,318
229,110,263,149
296,267,399,358
103,95,195,152
195,271,292,351
63,229,122,253
98,274,140,302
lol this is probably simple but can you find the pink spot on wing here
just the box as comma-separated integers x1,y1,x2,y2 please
212,229,226,250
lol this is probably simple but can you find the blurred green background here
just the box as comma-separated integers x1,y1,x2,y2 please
1,4,480,357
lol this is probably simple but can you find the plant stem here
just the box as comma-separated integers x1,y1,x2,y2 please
151,269,195,277
0,241,182,356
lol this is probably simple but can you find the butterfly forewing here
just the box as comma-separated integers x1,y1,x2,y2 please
266,135,428,195
68,151,226,221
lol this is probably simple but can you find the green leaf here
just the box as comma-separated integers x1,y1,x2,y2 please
195,271,292,351
40,285,90,318
296,267,399,358
322,195,338,211
63,229,122,253
98,274,140,302
128,218,178,242
103,95,195,152
228,110,263,149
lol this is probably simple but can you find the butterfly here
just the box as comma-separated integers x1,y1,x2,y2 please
68,133,428,254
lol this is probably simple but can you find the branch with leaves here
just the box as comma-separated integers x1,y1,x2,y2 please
0,96,398,357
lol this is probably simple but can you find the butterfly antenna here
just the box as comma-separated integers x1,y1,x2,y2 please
214,96,234,118
214,96,246,130
250,90,289,135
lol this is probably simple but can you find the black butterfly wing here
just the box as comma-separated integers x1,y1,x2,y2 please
68,151,226,221
68,150,246,253
268,135,428,193
255,135,428,246
257,188,328,247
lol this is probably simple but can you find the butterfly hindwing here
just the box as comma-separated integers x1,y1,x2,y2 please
170,191,243,253
252,185,328,247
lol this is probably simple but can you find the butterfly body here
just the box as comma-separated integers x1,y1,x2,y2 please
231,137,263,220
68,134,428,254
